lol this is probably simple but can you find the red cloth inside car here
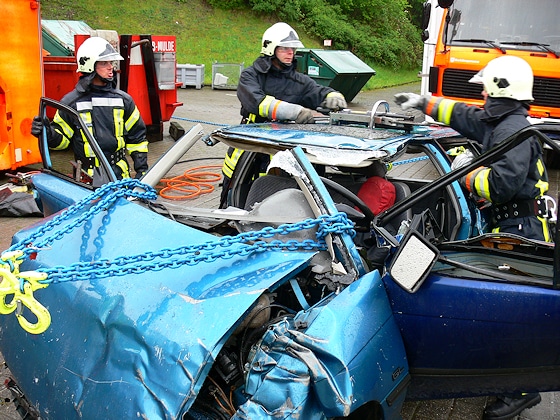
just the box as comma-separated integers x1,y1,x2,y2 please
356,176,396,215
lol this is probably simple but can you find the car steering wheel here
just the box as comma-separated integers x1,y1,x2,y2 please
320,177,375,226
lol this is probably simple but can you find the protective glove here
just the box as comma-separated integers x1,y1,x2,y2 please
323,91,347,110
394,93,425,111
31,116,49,139
131,150,148,177
295,108,315,124
451,148,475,171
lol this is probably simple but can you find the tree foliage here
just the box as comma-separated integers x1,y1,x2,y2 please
206,0,423,68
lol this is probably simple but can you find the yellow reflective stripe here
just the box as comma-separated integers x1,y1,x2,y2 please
116,159,130,178
51,111,73,150
544,221,552,242
473,167,492,201
114,108,126,149
78,112,97,157
127,140,148,154
537,216,551,242
222,148,244,177
80,112,93,134
248,113,257,123
124,106,141,132
51,131,70,150
259,96,277,119
53,111,74,138
535,179,549,196
437,99,456,125
537,158,545,176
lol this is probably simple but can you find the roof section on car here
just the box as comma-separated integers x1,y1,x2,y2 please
212,123,421,167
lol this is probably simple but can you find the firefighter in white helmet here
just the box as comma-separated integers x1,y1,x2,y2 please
220,22,347,206
395,56,549,242
32,36,148,184
396,55,546,419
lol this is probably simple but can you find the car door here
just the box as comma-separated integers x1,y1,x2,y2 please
34,97,118,215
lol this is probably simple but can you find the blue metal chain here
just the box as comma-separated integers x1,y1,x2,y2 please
7,179,157,258
5,179,355,285
172,115,230,127
392,147,461,167
392,155,429,166
38,213,354,284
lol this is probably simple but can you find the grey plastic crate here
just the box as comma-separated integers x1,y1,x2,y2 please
212,62,243,90
176,64,205,89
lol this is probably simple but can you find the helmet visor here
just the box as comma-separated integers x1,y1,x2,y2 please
277,39,304,49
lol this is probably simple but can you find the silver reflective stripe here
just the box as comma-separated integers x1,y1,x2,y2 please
91,97,124,107
76,101,93,111
76,98,124,111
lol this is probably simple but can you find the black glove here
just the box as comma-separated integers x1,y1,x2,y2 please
131,151,148,179
31,116,48,139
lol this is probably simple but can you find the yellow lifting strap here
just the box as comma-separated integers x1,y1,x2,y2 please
0,251,51,334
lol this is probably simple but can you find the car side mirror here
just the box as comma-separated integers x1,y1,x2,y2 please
388,229,439,293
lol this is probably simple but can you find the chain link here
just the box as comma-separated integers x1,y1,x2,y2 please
8,179,157,258
4,179,355,285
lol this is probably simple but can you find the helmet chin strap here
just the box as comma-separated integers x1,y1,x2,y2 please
272,56,291,70
95,71,114,84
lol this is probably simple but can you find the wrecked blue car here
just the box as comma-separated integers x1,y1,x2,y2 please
1,98,560,419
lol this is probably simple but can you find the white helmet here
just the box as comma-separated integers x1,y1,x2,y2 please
261,22,304,57
469,56,534,101
76,37,123,73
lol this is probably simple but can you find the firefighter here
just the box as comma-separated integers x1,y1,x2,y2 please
220,22,347,206
396,56,550,242
396,55,545,419
31,36,148,184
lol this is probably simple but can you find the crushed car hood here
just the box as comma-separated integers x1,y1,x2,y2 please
1,196,315,419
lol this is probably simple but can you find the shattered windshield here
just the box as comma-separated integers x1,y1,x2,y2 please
447,0,560,52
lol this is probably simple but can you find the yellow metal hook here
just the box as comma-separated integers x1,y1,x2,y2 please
0,266,51,334
14,280,52,334
0,250,25,273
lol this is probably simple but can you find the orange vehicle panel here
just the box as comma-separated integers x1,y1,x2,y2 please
0,0,43,170
428,5,560,120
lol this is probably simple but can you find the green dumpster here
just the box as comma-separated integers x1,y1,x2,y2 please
295,49,375,102
41,20,93,56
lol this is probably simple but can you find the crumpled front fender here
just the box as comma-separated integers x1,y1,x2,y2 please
235,270,409,419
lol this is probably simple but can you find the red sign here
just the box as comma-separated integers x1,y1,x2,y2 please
152,36,176,53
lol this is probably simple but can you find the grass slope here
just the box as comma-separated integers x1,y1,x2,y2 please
40,0,419,89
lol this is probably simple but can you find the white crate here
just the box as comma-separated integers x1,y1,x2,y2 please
176,64,205,89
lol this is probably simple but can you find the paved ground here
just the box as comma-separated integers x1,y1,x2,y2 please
1,83,559,419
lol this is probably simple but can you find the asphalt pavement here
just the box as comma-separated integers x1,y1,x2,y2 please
1,83,559,419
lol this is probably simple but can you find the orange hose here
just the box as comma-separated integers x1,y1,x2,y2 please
157,165,222,200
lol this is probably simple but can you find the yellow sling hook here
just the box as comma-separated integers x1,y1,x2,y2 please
0,266,51,334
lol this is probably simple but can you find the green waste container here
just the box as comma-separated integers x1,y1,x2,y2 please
295,49,375,102
41,20,94,56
